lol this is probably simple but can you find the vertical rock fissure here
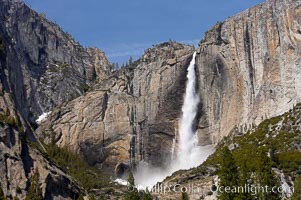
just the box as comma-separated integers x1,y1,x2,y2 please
244,24,255,95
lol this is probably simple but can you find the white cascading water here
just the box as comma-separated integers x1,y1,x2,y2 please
125,52,214,188
177,51,202,168
171,51,214,171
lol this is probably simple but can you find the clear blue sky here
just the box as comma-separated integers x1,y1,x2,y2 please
23,0,264,64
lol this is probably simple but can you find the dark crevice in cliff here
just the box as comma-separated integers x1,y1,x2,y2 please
0,37,9,93
244,24,255,95
216,22,224,45
8,54,32,124
148,130,175,138
194,54,204,135
130,136,136,168
101,92,108,121
3,157,10,196
276,23,281,48
20,135,34,178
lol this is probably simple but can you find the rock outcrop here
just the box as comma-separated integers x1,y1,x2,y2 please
195,0,301,144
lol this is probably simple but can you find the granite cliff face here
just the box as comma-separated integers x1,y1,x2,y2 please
195,0,301,144
0,0,110,125
37,42,195,175
0,0,108,199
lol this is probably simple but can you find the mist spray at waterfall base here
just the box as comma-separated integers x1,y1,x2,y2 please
133,52,215,188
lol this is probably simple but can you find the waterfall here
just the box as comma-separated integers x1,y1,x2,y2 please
171,136,176,160
170,51,214,170
132,52,214,188
176,51,201,168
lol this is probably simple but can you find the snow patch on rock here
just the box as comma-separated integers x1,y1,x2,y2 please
114,178,128,186
36,112,51,124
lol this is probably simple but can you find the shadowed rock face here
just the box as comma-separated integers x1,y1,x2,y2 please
196,0,301,144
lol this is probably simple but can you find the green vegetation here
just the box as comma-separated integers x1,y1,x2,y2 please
218,147,238,200
204,106,301,173
120,56,137,70
123,171,140,200
0,39,5,58
192,104,301,199
110,62,119,70
142,190,152,200
57,61,69,68
0,113,18,128
44,143,110,190
0,186,7,200
48,67,59,73
48,61,69,73
80,83,91,93
292,176,301,200
16,187,21,194
256,150,280,200
215,147,280,199
25,169,43,200
27,137,110,192
181,192,189,200
89,194,96,200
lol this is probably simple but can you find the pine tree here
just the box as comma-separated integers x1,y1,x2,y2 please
218,147,239,200
89,194,96,200
123,171,140,200
142,188,152,200
129,56,133,66
181,192,189,200
25,168,43,200
236,160,254,200
111,63,116,70
269,143,279,167
291,176,301,200
256,150,280,200
128,171,135,188
77,194,84,200
0,186,7,200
